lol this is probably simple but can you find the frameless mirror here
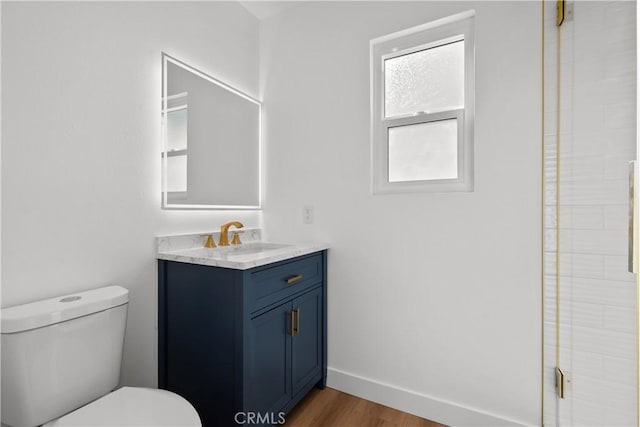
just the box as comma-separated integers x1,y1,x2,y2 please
161,53,261,209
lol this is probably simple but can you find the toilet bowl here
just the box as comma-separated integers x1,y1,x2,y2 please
1,285,201,427
43,387,200,427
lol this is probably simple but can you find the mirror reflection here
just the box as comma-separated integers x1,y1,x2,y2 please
162,53,261,209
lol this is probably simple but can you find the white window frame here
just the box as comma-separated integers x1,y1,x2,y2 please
370,11,475,194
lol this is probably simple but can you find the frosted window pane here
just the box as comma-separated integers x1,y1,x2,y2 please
385,40,464,118
388,119,457,182
167,109,187,151
167,155,187,192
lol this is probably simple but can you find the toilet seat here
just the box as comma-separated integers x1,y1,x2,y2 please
42,387,201,427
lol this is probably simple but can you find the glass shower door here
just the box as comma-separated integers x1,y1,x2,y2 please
543,1,638,426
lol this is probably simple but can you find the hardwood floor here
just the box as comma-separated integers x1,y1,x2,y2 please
285,387,446,426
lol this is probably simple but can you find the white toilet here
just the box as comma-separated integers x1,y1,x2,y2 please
1,285,201,427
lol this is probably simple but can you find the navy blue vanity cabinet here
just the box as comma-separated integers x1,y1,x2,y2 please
291,287,323,395
158,251,327,427
246,300,292,415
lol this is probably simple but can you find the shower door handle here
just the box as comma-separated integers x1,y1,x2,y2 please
629,161,638,273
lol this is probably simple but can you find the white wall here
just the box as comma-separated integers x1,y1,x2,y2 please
3,2,545,424
260,2,541,425
1,1,261,387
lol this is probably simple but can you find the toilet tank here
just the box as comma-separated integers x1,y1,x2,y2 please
1,286,129,427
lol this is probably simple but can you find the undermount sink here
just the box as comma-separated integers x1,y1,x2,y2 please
175,242,293,259
218,242,292,256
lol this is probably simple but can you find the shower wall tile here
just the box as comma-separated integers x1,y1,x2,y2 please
569,206,605,230
543,396,557,426
572,326,635,358
606,128,637,155
556,178,629,206
603,305,636,333
572,351,604,381
543,320,571,350
558,411,571,427
604,102,636,131
574,4,605,35
605,152,636,180
601,380,637,411
604,78,636,106
543,298,600,329
544,111,573,135
605,50,636,80
558,229,629,256
544,134,579,157
573,64,602,92
572,131,608,156
604,205,630,230
544,399,557,427
544,278,560,305
573,377,607,403
603,255,635,282
604,355,637,386
604,0,636,25
572,398,605,426
603,407,637,427
605,19,636,49
574,106,604,132
544,343,556,367
574,33,605,61
573,80,605,108
571,277,636,308
565,155,605,179
544,229,557,252
568,301,604,329
599,328,636,361
544,206,604,230
544,253,604,279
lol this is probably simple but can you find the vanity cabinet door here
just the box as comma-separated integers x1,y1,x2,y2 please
291,286,323,396
246,301,293,415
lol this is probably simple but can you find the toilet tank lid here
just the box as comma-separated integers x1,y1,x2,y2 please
1,285,129,334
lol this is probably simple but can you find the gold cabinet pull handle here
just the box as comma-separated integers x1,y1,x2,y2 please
286,274,303,284
295,308,300,334
290,310,295,336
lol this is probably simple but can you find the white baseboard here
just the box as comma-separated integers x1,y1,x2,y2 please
326,367,529,427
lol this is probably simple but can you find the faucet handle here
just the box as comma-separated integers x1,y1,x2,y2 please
230,231,244,245
200,233,216,248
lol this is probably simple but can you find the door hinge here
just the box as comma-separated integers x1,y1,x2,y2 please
556,0,565,26
556,0,573,27
555,367,566,399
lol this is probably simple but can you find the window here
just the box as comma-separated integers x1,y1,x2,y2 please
371,11,475,194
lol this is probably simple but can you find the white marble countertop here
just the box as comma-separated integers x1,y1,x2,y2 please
156,230,328,270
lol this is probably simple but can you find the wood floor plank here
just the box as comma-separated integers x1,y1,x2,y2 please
285,387,446,426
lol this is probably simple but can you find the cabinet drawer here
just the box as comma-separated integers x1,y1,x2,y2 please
248,253,323,311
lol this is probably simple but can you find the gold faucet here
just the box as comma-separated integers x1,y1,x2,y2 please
218,221,244,246
200,233,216,248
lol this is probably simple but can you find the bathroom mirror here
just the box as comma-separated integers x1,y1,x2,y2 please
161,53,261,209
